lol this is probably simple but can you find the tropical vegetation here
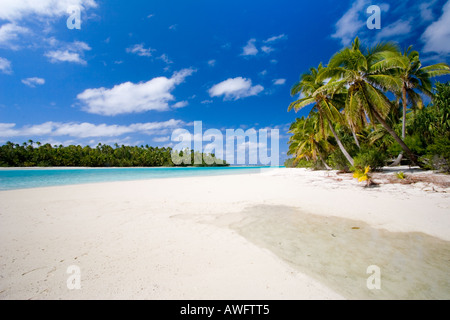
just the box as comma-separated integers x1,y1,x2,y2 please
286,37,450,173
0,142,228,167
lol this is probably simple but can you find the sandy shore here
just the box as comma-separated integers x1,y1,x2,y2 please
0,168,449,300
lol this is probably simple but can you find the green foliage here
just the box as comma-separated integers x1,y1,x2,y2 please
0,142,229,168
396,171,406,179
327,150,350,171
419,137,450,173
284,158,296,168
353,148,388,171
353,165,371,182
286,35,449,171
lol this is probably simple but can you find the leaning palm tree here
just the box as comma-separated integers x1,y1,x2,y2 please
288,115,333,169
380,47,450,165
319,37,419,165
288,63,354,166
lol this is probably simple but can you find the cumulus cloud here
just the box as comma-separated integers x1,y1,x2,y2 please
172,101,189,109
126,43,154,57
422,0,450,54
0,0,97,21
0,57,12,74
0,23,29,49
209,77,264,100
376,19,412,41
241,38,258,56
420,1,437,21
153,136,170,143
261,45,275,54
77,68,195,116
273,79,286,85
45,41,91,64
332,0,369,45
0,120,184,139
22,77,45,87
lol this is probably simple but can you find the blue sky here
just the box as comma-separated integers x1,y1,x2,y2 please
0,0,449,164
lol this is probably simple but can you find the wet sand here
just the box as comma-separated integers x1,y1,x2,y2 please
218,205,450,300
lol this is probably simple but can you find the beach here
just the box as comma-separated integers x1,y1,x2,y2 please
0,168,449,300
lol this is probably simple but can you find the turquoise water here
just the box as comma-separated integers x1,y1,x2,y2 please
0,167,271,191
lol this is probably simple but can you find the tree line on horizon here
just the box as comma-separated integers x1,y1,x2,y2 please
285,37,450,173
0,142,229,167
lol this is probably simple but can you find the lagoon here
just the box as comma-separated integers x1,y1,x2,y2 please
0,166,271,191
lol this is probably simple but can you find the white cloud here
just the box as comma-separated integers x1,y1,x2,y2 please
0,23,29,49
264,34,287,43
45,50,84,64
77,68,195,116
22,77,45,87
147,14,154,19
158,53,173,64
0,120,184,139
201,100,213,104
420,1,437,21
172,101,188,109
45,41,91,64
126,43,154,57
270,59,278,64
259,70,268,76
422,0,450,54
153,136,170,143
169,24,178,30
0,0,97,21
241,38,258,56
261,45,275,54
376,19,412,41
209,77,264,101
273,79,286,85
208,59,216,67
332,0,368,45
0,57,12,74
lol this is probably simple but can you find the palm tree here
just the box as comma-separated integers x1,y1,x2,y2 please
381,47,450,165
319,37,419,165
288,63,354,166
288,115,333,169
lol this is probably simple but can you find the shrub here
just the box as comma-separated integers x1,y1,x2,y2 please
327,150,350,171
353,148,388,171
420,137,450,173
396,171,406,179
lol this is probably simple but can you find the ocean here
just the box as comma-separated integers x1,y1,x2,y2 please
0,166,272,191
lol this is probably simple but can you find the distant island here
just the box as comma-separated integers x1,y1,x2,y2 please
0,142,229,168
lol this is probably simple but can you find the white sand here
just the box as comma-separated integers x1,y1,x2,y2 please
0,168,449,300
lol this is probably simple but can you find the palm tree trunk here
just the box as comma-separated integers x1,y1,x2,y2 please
373,110,418,166
320,155,332,170
402,86,407,139
351,129,360,149
327,121,354,166
391,152,403,166
392,87,408,166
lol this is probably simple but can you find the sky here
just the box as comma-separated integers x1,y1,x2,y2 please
0,0,449,165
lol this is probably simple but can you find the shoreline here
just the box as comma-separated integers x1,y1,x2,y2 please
0,168,449,299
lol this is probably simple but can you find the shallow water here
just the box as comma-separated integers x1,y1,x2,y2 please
0,167,269,191
222,205,450,299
